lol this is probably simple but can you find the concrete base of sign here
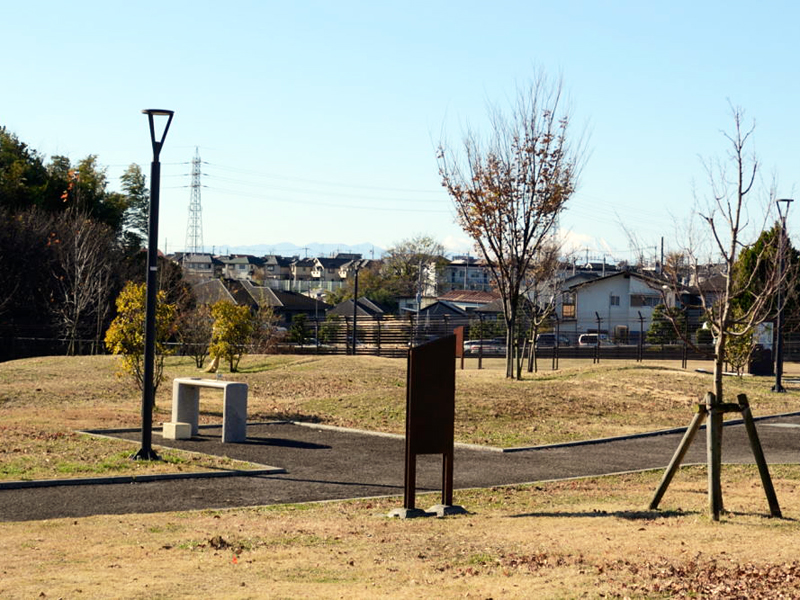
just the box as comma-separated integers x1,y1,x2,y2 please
388,505,467,519
162,422,192,440
426,504,468,517
387,507,431,519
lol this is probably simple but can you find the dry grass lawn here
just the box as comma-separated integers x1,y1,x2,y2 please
2,354,800,597
1,354,799,480
2,467,800,598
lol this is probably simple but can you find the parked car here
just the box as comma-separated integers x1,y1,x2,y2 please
464,338,506,355
535,333,571,347
578,333,611,346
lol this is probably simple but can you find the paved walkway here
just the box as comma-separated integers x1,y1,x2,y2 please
1,415,799,522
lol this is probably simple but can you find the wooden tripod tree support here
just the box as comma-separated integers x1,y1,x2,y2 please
650,392,781,521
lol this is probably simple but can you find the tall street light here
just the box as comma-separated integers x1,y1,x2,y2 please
132,109,174,460
773,198,793,393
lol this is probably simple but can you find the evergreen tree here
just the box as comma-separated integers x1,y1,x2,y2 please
646,304,686,344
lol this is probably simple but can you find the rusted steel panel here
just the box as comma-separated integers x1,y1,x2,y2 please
406,335,456,456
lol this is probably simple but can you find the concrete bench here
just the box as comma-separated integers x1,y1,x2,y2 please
168,378,248,443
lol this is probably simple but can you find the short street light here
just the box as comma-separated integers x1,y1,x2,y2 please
351,260,368,355
773,198,794,393
132,109,174,461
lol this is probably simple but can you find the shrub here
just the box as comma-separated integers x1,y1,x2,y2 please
209,301,253,372
104,282,176,394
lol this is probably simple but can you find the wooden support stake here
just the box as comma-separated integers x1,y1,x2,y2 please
649,404,707,510
738,394,782,518
442,452,454,506
706,392,724,521
404,446,417,510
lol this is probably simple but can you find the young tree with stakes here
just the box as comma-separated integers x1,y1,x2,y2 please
651,106,791,520
438,73,582,378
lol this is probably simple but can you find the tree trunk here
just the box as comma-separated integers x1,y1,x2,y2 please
713,331,726,404
528,323,539,373
505,313,515,379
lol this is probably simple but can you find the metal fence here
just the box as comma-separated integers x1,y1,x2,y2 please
4,314,800,365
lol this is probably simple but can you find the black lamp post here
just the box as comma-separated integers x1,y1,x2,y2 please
132,109,174,461
314,292,323,351
773,198,794,393
351,260,368,355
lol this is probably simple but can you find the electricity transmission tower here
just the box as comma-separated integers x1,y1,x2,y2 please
184,148,204,253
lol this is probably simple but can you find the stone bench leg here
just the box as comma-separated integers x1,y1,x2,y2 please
172,381,200,436
222,383,248,443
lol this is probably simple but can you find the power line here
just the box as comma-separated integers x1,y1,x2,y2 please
204,161,443,195
196,185,454,213
201,172,448,205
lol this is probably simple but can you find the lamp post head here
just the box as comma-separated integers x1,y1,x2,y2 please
142,109,174,159
777,198,794,220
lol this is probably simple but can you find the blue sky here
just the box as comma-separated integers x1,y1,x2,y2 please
4,1,800,261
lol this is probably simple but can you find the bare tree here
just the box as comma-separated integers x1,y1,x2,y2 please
50,209,116,355
176,304,213,368
523,242,563,375
680,107,785,402
381,234,447,297
438,72,583,377
652,105,789,520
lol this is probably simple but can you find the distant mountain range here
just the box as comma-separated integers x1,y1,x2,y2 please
206,242,385,259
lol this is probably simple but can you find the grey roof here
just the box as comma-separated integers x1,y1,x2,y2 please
474,298,505,314
419,301,468,318
193,279,236,305
437,290,501,304
292,258,316,267
183,253,213,264
329,297,386,318
238,281,330,310
222,255,264,266
567,269,668,292
315,257,352,269
261,255,294,268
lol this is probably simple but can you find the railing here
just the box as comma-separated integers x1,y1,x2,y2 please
263,280,346,293
5,315,800,366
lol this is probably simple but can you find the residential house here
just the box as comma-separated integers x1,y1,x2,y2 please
440,256,493,293
220,255,264,281
436,290,501,313
312,256,353,283
179,253,215,281
290,257,316,283
338,258,380,280
259,255,294,282
419,300,469,319
225,280,330,326
563,270,675,344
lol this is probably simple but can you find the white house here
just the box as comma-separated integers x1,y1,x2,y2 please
441,256,493,293
563,271,675,343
